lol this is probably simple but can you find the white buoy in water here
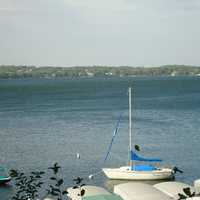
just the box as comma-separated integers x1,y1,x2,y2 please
76,153,80,159
88,174,94,180
194,179,200,194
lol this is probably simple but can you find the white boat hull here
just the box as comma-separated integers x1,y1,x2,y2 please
102,166,174,180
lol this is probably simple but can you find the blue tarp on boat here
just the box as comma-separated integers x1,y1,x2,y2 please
131,151,162,162
131,165,157,171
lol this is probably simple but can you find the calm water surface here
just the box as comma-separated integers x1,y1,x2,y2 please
0,76,200,199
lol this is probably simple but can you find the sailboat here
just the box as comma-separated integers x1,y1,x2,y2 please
102,87,174,180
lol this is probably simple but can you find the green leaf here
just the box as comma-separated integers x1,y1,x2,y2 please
53,188,61,193
57,179,63,186
183,187,193,197
9,169,19,177
51,191,59,196
81,189,85,196
62,190,68,195
48,163,61,174
178,193,187,199
36,182,44,187
73,177,83,184
134,145,140,151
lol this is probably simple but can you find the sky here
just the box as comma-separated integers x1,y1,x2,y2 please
0,0,200,67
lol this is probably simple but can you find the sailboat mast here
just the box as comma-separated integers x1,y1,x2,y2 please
129,87,132,168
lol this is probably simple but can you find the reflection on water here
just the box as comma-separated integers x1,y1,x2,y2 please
104,179,174,192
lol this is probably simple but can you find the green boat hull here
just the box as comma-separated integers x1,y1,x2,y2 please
0,176,11,184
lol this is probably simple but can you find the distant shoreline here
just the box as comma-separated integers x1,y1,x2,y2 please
0,65,200,79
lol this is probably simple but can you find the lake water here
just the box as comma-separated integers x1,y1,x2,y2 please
0,76,200,199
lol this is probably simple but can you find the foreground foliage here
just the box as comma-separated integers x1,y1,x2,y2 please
10,169,44,200
10,163,85,200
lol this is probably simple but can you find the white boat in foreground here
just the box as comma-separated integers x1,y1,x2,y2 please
114,181,200,200
67,185,123,200
114,182,171,200
66,178,200,200
102,87,174,180
154,181,195,199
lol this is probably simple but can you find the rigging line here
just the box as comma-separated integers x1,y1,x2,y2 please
103,113,123,163
87,113,124,179
88,113,123,179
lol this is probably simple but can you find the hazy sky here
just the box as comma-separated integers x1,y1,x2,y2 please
0,0,200,66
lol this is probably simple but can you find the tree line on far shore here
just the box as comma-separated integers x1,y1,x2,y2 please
0,65,200,78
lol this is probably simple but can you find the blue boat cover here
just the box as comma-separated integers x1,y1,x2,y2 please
131,165,157,171
131,151,162,162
